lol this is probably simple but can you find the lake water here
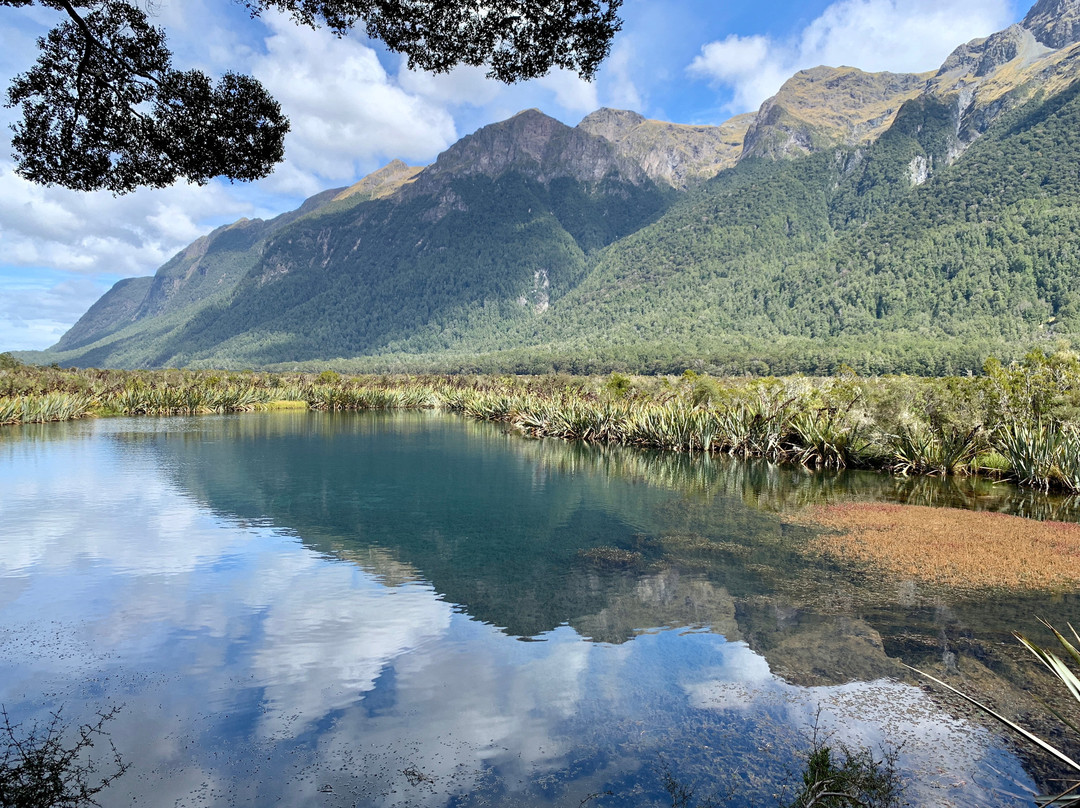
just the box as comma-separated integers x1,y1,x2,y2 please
2,411,1078,807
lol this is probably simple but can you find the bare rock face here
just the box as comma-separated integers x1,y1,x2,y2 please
1023,0,1080,49
578,107,753,188
741,66,931,161
976,25,1028,75
412,108,649,192
929,19,1066,151
576,107,648,142
936,25,1050,84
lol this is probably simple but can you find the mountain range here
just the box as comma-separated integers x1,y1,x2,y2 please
23,0,1080,375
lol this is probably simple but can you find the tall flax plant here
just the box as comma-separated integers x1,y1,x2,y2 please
996,422,1080,492
0,392,93,424
909,621,1080,802
789,408,867,469
889,424,981,476
716,394,794,459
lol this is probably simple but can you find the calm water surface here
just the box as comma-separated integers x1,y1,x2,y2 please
2,411,1078,807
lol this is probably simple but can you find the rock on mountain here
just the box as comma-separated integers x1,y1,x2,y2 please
741,67,932,160
577,107,754,188
1023,0,1080,48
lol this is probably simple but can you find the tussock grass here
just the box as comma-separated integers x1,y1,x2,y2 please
264,399,310,410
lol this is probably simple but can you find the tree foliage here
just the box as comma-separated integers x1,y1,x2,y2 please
246,0,623,82
2,0,622,193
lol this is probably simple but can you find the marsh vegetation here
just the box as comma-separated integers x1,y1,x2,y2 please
7,348,1080,494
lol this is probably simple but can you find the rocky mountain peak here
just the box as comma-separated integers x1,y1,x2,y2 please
937,24,1050,81
741,66,930,160
407,108,649,196
1023,0,1080,48
577,108,648,142
333,159,422,202
575,107,754,189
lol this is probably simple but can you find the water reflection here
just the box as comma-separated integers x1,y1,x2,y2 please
1,411,1076,806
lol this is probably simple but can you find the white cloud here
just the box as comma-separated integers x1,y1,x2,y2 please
536,68,600,114
688,34,792,113
689,0,1014,113
0,166,256,279
604,37,645,112
398,62,504,108
252,13,459,195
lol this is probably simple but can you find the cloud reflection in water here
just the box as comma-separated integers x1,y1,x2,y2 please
0,417,1039,807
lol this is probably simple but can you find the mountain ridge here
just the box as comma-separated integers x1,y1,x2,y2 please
25,0,1080,374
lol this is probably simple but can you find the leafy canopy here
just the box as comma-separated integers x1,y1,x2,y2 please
2,0,623,193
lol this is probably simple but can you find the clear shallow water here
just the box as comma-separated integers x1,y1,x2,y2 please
1,411,1078,807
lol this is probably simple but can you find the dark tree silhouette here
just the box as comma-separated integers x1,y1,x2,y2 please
2,0,623,193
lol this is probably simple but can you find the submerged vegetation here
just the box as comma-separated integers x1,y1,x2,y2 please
803,504,1080,590
6,348,1080,494
911,621,1080,804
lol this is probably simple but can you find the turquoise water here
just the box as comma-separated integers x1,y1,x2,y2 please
1,411,1077,807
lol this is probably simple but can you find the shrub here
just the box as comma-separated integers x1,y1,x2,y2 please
0,705,129,808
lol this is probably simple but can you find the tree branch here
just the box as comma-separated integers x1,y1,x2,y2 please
54,0,166,88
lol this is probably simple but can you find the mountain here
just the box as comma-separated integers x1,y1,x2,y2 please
578,107,754,188
740,66,933,161
25,0,1080,375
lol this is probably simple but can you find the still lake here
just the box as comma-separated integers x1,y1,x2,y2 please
2,410,1078,807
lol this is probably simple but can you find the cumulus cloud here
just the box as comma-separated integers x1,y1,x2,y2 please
688,0,1014,112
252,13,459,195
398,62,504,108
535,68,601,114
604,37,646,112
0,165,255,277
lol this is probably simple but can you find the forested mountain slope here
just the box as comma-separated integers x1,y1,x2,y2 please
27,0,1080,374
521,83,1080,375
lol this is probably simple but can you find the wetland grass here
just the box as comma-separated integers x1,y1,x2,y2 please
8,348,1080,497
0,392,93,424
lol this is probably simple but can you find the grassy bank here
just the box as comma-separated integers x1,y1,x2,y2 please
5,349,1080,494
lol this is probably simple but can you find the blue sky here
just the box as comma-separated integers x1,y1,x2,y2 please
0,0,1030,352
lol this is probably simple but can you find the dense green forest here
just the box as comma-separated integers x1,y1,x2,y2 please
19,47,1080,375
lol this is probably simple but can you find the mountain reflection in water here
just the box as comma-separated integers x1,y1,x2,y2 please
1,410,1077,807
